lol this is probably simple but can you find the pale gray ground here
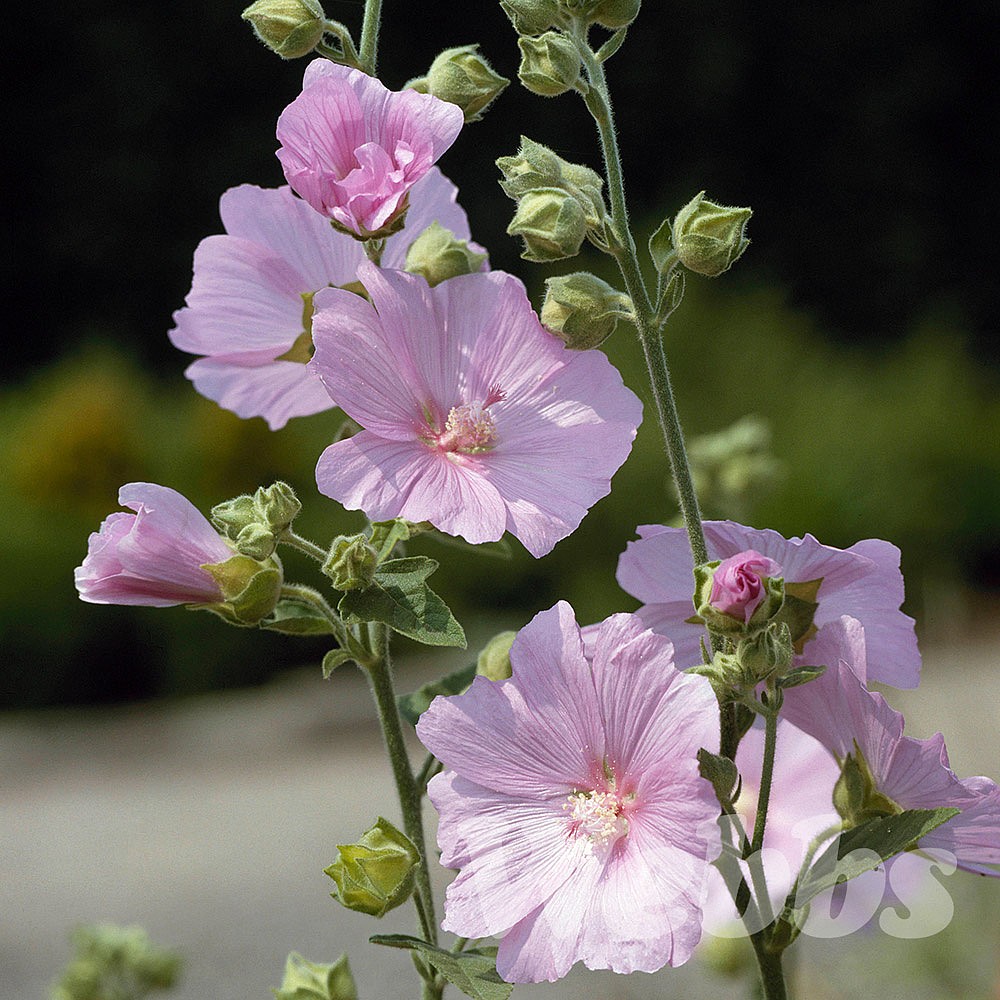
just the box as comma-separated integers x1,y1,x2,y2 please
3,639,999,1000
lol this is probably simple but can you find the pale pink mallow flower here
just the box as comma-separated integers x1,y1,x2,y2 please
74,483,233,607
169,168,477,430
309,263,642,557
709,549,782,623
276,59,464,239
781,617,1000,878
416,602,722,983
616,521,920,687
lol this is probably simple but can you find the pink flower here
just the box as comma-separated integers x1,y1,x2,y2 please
416,603,722,982
780,617,1000,877
74,483,233,607
169,168,477,430
276,60,464,238
308,263,642,557
709,549,782,623
616,521,920,687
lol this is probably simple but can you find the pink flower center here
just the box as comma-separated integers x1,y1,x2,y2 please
431,384,505,455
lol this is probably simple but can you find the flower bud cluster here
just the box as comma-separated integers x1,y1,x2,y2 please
211,481,302,560
498,137,608,261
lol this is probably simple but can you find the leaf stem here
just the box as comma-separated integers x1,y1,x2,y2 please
280,529,328,563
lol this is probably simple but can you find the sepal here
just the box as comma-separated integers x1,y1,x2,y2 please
405,222,488,286
242,0,326,60
670,190,752,277
517,32,582,97
540,271,632,349
418,44,509,122
199,553,283,626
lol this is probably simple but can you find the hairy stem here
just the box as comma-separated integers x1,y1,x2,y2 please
357,0,383,75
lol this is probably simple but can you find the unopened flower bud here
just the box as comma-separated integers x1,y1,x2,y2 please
507,187,588,261
422,44,509,122
324,817,420,917
541,271,632,349
500,0,563,35
324,534,378,591
672,191,752,277
274,952,358,1000
477,630,517,680
211,481,301,559
692,551,784,637
497,138,605,227
517,32,582,97
405,222,488,286
586,0,641,29
735,621,793,683
201,552,284,626
241,0,326,60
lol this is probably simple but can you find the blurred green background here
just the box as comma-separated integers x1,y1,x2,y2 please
4,0,998,708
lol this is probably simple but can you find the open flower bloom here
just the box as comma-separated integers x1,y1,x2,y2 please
276,59,464,238
616,521,920,687
74,483,233,607
416,603,722,982
309,263,642,557
169,168,476,429
780,617,1000,878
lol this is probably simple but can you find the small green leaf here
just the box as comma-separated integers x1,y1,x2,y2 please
648,215,675,274
777,578,822,648
697,747,739,803
262,598,336,636
338,557,466,648
368,519,421,562
322,649,355,678
398,663,478,726
792,807,960,909
369,935,512,1000
778,664,826,689
595,27,628,62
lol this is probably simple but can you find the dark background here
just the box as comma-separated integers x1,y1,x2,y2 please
4,0,999,707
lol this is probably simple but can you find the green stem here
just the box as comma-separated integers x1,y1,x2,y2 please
364,624,438,946
748,934,788,1000
280,529,327,563
357,0,383,75
576,39,709,566
750,706,779,856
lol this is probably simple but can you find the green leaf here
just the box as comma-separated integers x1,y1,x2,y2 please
262,598,337,636
322,649,355,678
648,215,675,274
398,663,478,727
368,519,422,562
369,935,512,1000
792,807,960,909
697,747,739,803
595,27,628,62
778,664,826,689
338,557,466,648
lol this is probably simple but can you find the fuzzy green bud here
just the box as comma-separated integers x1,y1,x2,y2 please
672,191,752,277
541,271,632,349
274,952,358,1000
585,0,641,28
323,534,379,592
404,222,488,286
476,630,517,680
735,621,793,684
324,817,420,917
517,32,582,97
507,187,588,261
211,482,301,560
241,0,326,59
421,44,509,122
201,552,284,626
497,137,606,228
500,0,563,35
833,750,901,828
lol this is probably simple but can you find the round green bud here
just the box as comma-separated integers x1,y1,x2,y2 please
476,630,517,680
424,44,509,122
241,0,326,60
672,191,752,277
500,0,563,35
587,0,641,28
541,271,632,349
324,817,420,918
506,187,588,261
517,32,582,97
323,534,378,591
404,222,488,286
274,953,358,1000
